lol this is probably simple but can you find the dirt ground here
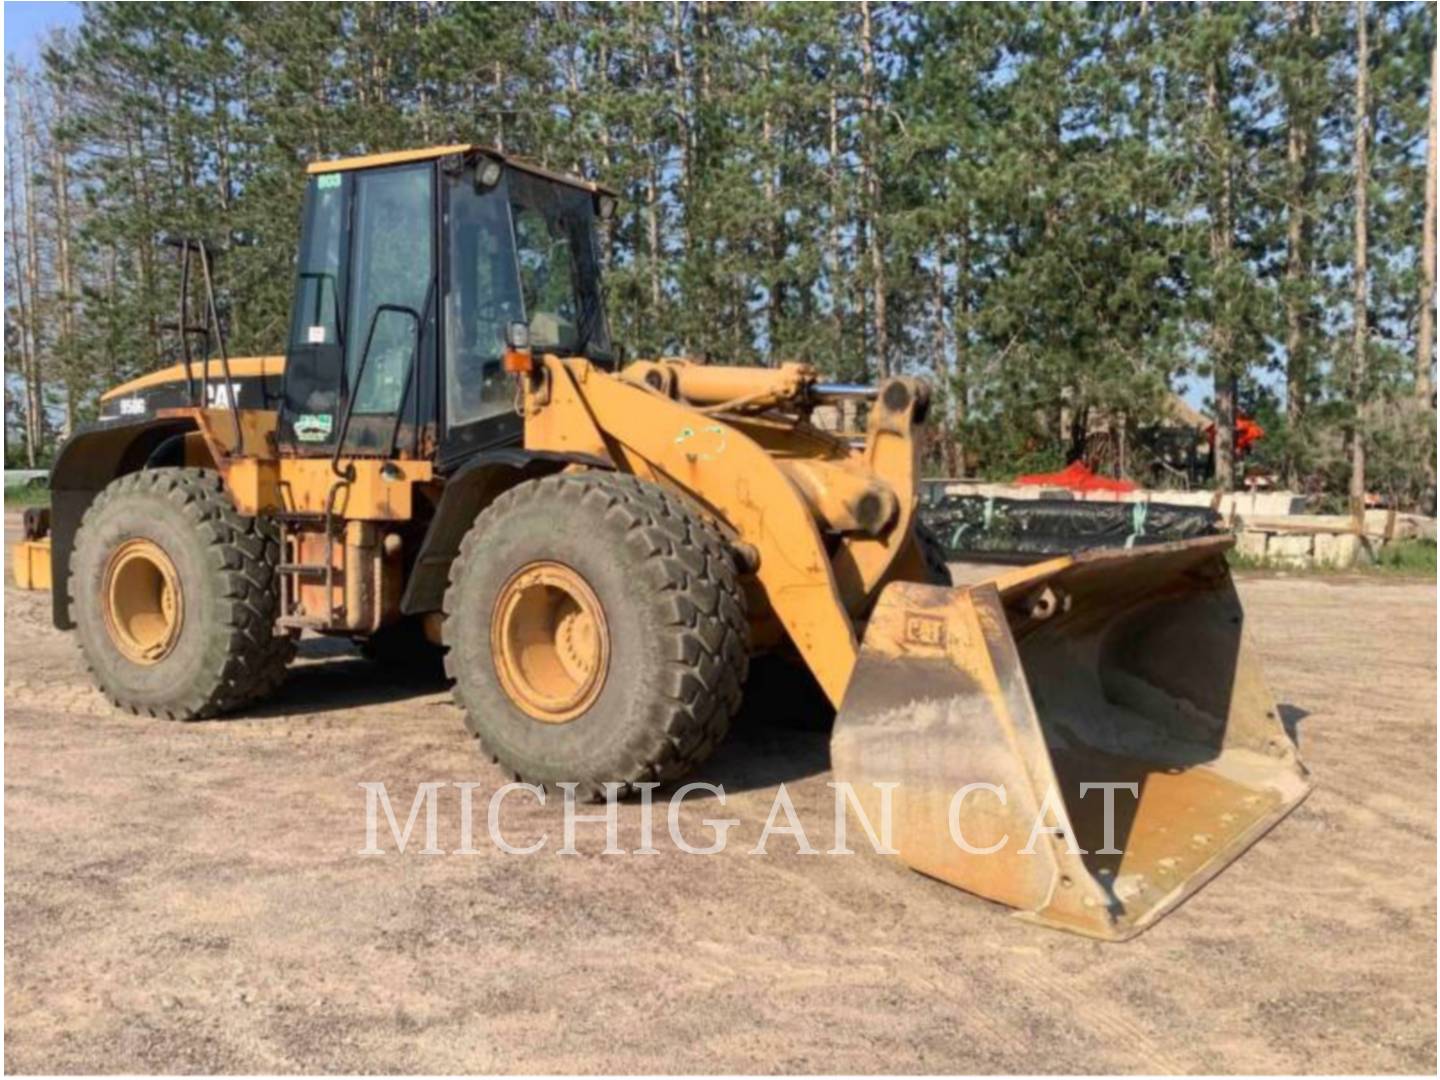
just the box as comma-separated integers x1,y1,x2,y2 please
5,512,1436,1074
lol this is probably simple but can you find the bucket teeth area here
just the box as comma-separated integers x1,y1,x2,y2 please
832,539,1312,940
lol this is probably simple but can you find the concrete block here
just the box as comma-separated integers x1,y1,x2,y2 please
1362,511,1438,541
1146,490,1217,508
1313,531,1359,569
1267,533,1314,565
1247,491,1307,515
1236,529,1270,561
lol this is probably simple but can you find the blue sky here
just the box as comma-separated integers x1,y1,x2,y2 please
4,1,81,64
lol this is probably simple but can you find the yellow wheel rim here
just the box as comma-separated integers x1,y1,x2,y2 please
490,561,609,724
103,538,184,665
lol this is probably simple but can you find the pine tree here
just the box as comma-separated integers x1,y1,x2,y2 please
3,1,1431,502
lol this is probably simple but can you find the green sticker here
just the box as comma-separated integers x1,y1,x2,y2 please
294,413,334,442
316,173,341,191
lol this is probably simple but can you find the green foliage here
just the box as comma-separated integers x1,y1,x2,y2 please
1376,538,1437,574
3,1,1434,500
3,482,51,508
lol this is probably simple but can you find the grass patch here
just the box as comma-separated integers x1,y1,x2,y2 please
1226,550,1278,573
1374,538,1437,575
4,486,51,509
1228,537,1436,578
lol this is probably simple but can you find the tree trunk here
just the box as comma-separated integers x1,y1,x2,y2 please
18,82,45,466
826,83,845,360
645,159,663,313
930,247,948,472
1349,0,1370,522
859,0,887,379
595,37,615,270
1283,2,1320,481
635,9,663,319
952,227,969,477
1206,40,1236,492
52,118,77,439
1418,39,1437,403
493,60,505,151
671,0,691,250
762,50,781,364
4,94,38,467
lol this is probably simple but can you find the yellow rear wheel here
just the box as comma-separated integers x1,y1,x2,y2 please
71,468,294,720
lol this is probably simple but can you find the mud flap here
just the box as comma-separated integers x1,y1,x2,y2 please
831,536,1313,940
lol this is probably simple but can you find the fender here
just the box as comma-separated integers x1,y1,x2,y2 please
399,448,610,616
46,415,205,629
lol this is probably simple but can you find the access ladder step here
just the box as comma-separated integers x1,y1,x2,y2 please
278,563,331,577
276,614,332,631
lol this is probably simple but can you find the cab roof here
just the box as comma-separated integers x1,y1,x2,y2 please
305,144,617,198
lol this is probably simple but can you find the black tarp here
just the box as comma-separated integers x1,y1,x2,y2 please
918,493,1221,562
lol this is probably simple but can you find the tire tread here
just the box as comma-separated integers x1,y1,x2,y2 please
71,467,294,720
442,472,748,796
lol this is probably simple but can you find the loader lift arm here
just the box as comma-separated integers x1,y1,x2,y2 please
520,354,931,706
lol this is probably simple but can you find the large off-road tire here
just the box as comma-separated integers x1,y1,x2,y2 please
442,472,749,798
70,468,294,720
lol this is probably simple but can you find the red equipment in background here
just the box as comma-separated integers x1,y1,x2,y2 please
1014,460,1137,493
1205,416,1265,456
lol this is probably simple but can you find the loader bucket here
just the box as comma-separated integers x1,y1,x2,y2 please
831,536,1312,940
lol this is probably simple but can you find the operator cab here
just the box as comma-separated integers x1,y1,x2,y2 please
279,145,616,468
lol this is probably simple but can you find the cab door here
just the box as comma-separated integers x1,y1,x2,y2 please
279,162,438,457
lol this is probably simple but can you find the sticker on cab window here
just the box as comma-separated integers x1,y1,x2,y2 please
294,413,334,442
307,325,327,344
316,173,341,191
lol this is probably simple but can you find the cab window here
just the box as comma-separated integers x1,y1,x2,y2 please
345,163,434,417
444,171,525,428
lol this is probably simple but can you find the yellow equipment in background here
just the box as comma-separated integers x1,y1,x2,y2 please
13,539,51,591
12,507,52,590
14,145,1311,938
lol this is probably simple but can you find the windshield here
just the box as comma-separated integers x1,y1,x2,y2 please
508,170,611,359
444,164,611,429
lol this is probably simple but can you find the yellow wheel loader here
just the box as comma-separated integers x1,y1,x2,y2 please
17,145,1311,939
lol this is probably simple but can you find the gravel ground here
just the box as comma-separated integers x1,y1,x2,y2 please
5,514,1436,1073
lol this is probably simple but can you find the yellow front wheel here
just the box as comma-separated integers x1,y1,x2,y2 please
443,471,749,799
102,538,184,664
490,560,610,724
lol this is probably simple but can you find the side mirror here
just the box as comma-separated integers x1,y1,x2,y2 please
506,322,530,351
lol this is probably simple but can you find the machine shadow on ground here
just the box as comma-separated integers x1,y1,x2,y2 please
238,637,449,718
236,640,836,793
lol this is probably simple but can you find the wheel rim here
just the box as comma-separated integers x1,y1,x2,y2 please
490,561,609,724
103,538,184,665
